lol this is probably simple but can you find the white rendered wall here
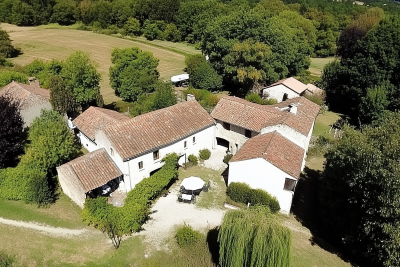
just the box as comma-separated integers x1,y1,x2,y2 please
215,121,257,154
228,158,297,214
263,84,299,103
95,126,215,192
261,124,307,149
78,132,99,153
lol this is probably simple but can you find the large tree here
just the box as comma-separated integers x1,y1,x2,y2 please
109,47,159,101
0,28,17,58
320,113,400,267
0,95,24,169
49,75,76,115
61,51,103,110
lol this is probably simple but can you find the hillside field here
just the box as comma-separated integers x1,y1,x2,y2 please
1,23,200,104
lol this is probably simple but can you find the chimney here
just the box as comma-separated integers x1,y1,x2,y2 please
289,105,297,115
187,94,196,101
28,77,40,87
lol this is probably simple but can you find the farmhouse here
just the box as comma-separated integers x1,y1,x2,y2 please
0,80,51,127
58,94,319,213
262,77,308,102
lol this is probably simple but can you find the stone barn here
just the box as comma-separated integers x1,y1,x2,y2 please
0,80,51,127
57,148,123,208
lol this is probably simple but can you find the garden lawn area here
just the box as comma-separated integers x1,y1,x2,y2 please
309,57,335,76
0,194,85,229
312,111,341,137
178,165,227,209
1,23,196,104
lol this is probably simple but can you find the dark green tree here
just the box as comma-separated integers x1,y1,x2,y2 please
109,47,159,101
124,17,141,37
0,94,24,169
49,76,76,115
0,29,17,58
50,0,77,26
153,82,177,110
320,113,400,266
0,71,28,88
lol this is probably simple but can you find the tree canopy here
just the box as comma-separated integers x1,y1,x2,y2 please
109,47,159,101
319,113,400,266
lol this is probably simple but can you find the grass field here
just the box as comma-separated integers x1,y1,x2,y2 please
309,57,336,76
1,23,200,104
313,111,342,137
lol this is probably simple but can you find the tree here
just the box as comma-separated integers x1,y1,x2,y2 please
0,95,23,169
0,29,17,58
50,0,77,26
191,61,222,91
61,51,103,110
320,113,400,266
153,82,177,110
124,17,141,36
163,23,181,42
109,47,159,101
11,1,36,26
49,76,76,115
0,71,28,88
218,208,291,267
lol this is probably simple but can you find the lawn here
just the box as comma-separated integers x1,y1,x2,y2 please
312,110,342,137
309,57,336,76
1,23,197,104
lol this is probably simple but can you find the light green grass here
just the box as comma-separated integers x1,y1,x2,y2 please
1,23,190,104
178,165,227,209
313,111,341,137
0,194,85,228
309,57,336,76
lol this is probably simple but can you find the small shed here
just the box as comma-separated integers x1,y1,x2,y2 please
57,148,123,208
171,74,189,85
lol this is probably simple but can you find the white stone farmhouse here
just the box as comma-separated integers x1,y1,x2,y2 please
0,80,51,127
57,94,319,213
212,96,320,214
262,77,308,102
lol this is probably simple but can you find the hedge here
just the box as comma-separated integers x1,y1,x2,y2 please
82,153,179,235
227,182,280,213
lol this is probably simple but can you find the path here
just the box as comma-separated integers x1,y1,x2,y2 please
0,217,88,238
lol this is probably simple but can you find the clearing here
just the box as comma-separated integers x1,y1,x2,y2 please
309,57,336,76
1,23,200,104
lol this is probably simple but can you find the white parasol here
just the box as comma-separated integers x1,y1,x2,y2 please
181,176,205,191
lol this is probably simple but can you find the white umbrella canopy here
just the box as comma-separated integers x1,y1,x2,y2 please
181,176,205,191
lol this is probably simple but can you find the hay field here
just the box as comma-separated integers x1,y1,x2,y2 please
2,23,198,103
309,57,336,76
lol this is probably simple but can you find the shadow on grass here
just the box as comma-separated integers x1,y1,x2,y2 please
292,167,371,267
206,227,220,265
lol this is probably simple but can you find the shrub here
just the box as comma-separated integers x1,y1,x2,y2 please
182,87,220,111
0,71,28,87
305,93,325,106
245,93,277,105
188,154,198,166
175,224,201,248
199,149,211,160
223,154,233,164
227,182,280,213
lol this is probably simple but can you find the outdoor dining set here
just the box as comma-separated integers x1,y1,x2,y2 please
178,176,210,204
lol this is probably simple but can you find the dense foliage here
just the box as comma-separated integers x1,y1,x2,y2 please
82,154,179,246
0,28,18,60
218,208,291,267
199,149,211,160
320,113,400,266
227,182,280,213
187,154,198,166
0,71,28,88
185,54,222,91
175,224,201,248
0,95,23,169
245,93,277,105
182,87,220,112
321,16,400,123
49,75,76,115
109,47,159,101
0,110,79,206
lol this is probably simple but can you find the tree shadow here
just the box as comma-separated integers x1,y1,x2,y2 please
206,227,220,265
292,167,371,267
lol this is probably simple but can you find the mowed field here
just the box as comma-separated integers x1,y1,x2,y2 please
309,57,336,76
1,23,200,103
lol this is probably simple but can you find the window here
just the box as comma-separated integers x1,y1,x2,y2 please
223,122,231,130
282,93,288,102
110,148,114,156
153,150,159,160
245,129,252,138
193,136,195,143
138,161,143,169
184,141,187,148
284,178,296,192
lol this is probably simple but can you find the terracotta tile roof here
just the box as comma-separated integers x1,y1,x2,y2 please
211,96,320,136
230,131,304,178
306,83,324,95
0,81,50,104
104,100,215,160
73,107,129,140
266,77,307,94
57,148,122,192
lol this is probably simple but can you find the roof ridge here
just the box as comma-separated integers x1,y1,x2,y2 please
221,96,282,115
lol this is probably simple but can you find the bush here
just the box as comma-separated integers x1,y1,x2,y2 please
0,71,28,87
223,154,233,164
245,93,277,105
182,87,220,111
199,149,211,160
175,224,201,248
305,93,325,106
227,182,280,213
188,154,198,166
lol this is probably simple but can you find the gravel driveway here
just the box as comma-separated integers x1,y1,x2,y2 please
136,183,227,251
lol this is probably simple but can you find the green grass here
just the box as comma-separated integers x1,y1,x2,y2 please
1,23,191,104
309,57,336,76
178,165,227,209
0,194,85,228
312,111,341,137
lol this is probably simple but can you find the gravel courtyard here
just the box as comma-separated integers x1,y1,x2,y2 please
136,164,228,252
